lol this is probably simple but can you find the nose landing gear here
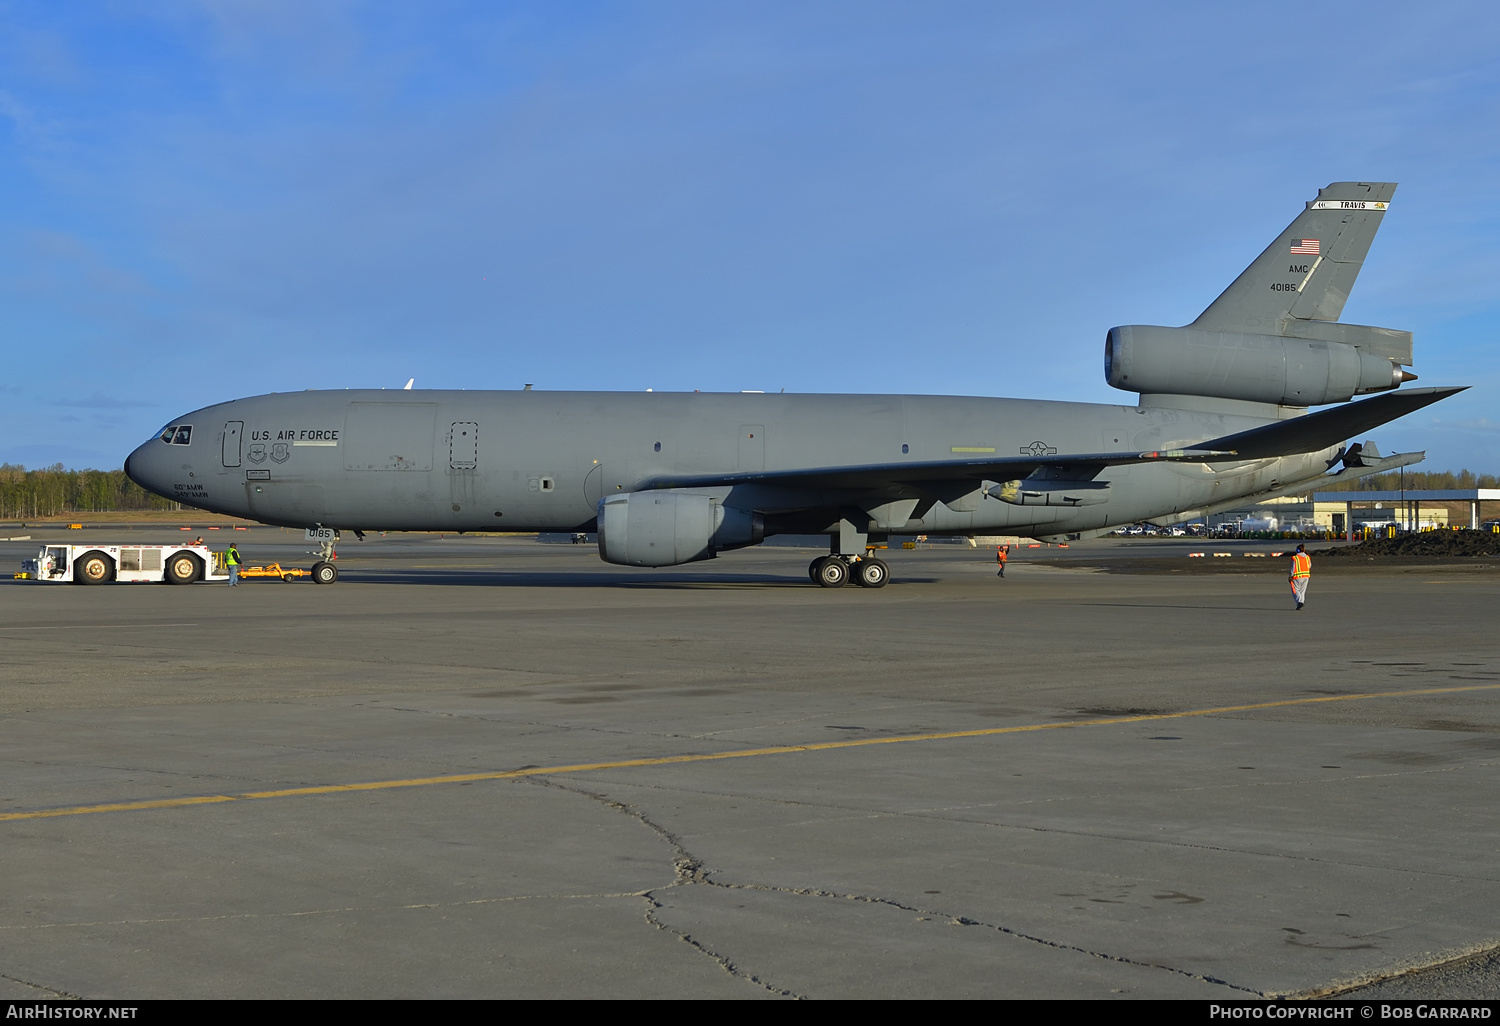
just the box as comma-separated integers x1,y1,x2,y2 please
308,530,339,585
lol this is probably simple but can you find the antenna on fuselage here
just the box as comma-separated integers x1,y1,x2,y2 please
403,378,414,390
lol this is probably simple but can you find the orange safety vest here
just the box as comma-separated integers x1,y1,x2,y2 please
1290,552,1311,578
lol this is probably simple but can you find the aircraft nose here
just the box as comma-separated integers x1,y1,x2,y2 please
125,439,168,497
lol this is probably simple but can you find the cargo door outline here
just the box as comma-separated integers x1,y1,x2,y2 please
448,421,479,513
222,421,243,468
449,422,479,469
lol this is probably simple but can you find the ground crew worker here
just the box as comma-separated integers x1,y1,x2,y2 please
226,543,242,587
996,544,1009,578
1289,543,1311,610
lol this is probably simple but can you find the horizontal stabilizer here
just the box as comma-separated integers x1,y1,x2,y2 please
1197,386,1464,459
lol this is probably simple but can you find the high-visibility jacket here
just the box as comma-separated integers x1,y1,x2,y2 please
226,548,241,566
1290,552,1311,579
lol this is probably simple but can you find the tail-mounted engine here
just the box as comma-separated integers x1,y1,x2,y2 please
1106,325,1414,407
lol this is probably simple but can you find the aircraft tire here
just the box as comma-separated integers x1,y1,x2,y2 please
75,551,112,585
808,557,828,583
855,558,889,589
311,561,338,585
166,553,201,585
815,557,848,589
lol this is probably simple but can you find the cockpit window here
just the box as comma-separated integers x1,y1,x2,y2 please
160,426,177,443
171,426,192,445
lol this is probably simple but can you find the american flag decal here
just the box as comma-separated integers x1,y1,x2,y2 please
1290,239,1320,255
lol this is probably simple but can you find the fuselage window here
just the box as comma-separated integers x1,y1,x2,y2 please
653,441,661,452
172,426,193,445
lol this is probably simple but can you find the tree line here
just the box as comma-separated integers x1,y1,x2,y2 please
0,464,179,519
1321,469,1499,491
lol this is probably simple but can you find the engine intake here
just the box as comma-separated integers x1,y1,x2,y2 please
597,491,764,567
1106,325,1407,406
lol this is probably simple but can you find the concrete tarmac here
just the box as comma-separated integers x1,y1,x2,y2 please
1,532,1497,999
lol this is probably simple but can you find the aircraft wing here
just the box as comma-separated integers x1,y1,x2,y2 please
638,448,1228,494
637,386,1465,496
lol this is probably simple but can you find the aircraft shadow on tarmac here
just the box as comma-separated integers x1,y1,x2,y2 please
336,568,943,588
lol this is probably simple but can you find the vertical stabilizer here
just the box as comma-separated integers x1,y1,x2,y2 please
1191,182,1396,333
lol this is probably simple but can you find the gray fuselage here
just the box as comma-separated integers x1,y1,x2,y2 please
124,389,1329,542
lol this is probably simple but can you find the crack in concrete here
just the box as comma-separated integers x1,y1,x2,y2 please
532,777,1260,998
574,772,1500,885
0,971,79,999
705,878,1262,996
530,778,805,999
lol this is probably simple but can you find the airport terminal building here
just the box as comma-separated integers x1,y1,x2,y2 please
1207,489,1499,537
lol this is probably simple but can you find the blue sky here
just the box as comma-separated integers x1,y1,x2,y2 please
1,1,1497,471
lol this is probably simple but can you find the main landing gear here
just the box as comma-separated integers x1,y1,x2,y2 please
807,554,889,589
807,519,889,589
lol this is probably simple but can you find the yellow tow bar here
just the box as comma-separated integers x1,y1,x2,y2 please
234,563,311,581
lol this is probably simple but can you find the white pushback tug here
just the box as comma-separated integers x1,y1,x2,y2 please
20,543,229,585
17,535,342,585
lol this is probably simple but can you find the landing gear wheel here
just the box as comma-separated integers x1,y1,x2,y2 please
854,557,889,588
808,556,828,583
815,557,849,588
166,553,200,585
75,551,111,585
311,561,338,585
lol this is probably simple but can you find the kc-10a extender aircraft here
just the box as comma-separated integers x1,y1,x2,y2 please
126,182,1463,588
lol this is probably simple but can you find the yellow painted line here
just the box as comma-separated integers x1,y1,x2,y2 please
0,623,198,632
950,446,996,453
4,682,1498,824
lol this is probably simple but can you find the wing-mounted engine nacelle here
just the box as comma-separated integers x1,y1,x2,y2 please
597,491,764,567
1105,325,1412,406
990,479,1110,507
